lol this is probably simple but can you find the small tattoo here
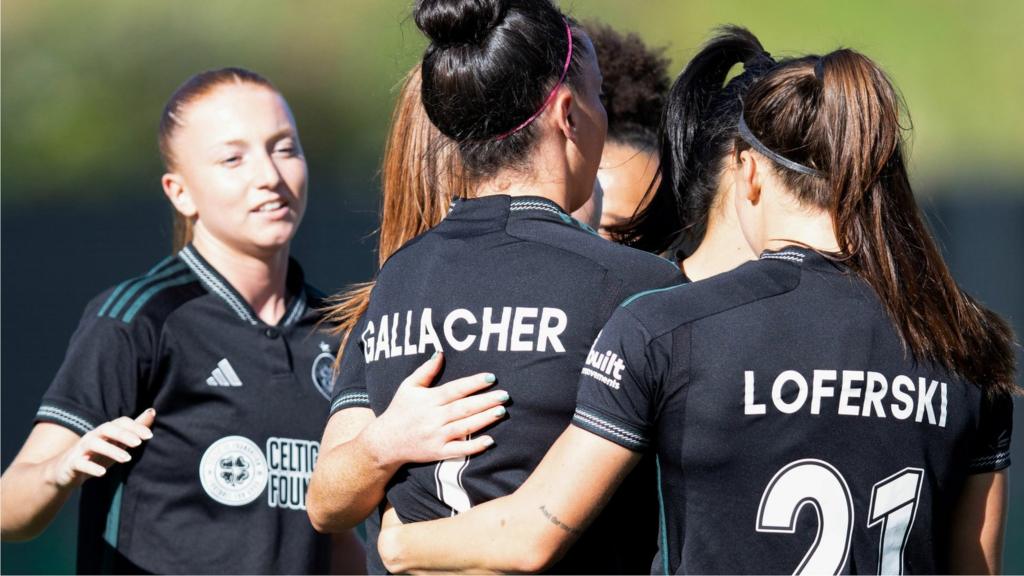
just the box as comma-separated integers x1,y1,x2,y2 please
539,505,581,535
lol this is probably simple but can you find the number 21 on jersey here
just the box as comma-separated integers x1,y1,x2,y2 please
756,459,924,575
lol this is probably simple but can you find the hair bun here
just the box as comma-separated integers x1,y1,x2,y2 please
414,0,509,47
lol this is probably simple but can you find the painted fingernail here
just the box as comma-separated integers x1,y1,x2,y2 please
492,406,507,417
496,390,510,402
484,373,496,383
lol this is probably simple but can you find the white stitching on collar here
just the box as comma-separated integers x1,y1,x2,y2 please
179,248,259,325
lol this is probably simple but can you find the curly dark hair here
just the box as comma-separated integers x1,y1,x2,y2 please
586,21,670,152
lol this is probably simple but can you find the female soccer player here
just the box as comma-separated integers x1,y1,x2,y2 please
0,68,362,574
570,22,669,240
573,22,756,283
308,0,684,573
377,30,1017,575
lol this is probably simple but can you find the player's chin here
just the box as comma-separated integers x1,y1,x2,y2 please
249,225,298,253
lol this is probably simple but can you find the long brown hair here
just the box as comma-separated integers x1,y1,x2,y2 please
739,49,1017,396
158,67,277,251
325,65,466,354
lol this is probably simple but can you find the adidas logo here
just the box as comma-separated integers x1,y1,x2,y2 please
207,359,243,387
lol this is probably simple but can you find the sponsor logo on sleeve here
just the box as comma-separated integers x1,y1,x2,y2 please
581,331,626,390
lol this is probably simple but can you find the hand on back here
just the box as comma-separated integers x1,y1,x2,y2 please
366,353,507,465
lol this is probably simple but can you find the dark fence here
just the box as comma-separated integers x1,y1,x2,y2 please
2,189,1021,573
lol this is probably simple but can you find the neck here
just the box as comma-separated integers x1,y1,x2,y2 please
473,137,580,212
761,196,841,254
191,229,290,325
683,198,756,281
474,173,574,212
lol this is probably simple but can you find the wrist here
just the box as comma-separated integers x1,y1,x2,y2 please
360,418,402,472
41,457,73,491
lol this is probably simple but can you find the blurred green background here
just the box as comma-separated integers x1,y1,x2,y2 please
2,1,1022,573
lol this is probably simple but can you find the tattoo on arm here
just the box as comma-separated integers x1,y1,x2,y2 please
538,505,581,536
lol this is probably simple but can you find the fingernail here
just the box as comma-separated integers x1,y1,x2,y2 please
481,436,495,446
431,351,439,360
147,408,156,415
484,373,496,383
492,406,506,417
141,430,153,440
496,390,510,402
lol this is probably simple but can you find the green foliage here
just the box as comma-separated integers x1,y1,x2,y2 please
2,0,1021,204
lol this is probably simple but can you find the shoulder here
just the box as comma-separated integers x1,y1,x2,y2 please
619,258,802,338
88,254,204,328
510,214,682,283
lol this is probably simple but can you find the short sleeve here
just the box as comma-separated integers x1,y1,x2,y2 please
967,392,1013,474
329,316,371,416
35,299,147,436
572,307,668,452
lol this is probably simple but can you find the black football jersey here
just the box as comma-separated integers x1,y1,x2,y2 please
332,195,684,574
574,246,1012,575
35,246,337,574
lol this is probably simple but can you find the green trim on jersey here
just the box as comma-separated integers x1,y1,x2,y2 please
103,482,124,547
106,262,188,320
98,255,175,315
121,271,198,323
657,457,670,575
620,284,686,308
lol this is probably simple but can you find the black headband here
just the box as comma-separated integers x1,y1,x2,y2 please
737,114,824,178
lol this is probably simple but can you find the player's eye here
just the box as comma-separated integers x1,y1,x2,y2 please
220,155,242,167
274,139,300,157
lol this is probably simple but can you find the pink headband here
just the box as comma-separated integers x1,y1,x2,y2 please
494,18,574,141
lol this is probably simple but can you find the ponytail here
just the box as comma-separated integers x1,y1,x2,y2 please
740,50,1018,396
611,26,770,254
323,66,466,363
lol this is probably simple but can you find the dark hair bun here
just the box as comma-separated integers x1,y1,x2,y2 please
414,0,509,46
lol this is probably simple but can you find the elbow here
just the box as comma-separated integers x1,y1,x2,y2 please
515,541,561,574
306,506,332,535
508,526,565,574
305,479,347,534
1,523,44,543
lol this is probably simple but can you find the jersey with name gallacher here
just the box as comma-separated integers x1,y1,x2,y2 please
573,247,1013,575
331,195,684,574
34,245,337,575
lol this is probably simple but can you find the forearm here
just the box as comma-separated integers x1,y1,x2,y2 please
949,470,1008,574
379,427,638,573
380,492,569,574
308,422,400,532
1,459,73,541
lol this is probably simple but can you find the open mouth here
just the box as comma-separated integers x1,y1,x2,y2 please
254,199,289,213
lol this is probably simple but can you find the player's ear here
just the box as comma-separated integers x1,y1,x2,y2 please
734,149,762,206
162,173,197,218
550,86,575,143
